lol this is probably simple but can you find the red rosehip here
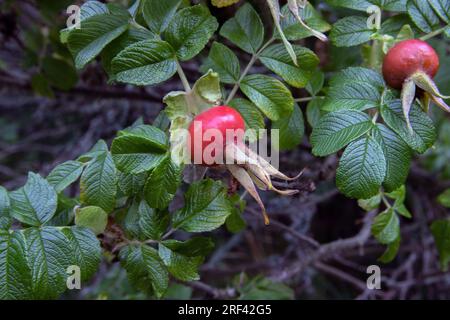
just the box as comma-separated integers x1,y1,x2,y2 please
188,105,245,166
382,39,439,90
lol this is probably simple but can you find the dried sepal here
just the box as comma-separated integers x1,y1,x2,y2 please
411,71,450,100
430,95,450,113
401,78,416,133
227,164,270,225
287,0,328,42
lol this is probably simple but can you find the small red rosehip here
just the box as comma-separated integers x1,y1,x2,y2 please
188,105,245,166
185,105,301,225
382,39,439,90
382,39,449,127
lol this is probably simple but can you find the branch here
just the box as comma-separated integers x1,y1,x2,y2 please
272,210,377,282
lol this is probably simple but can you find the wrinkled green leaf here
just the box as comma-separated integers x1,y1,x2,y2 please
173,179,233,232
142,0,182,34
111,125,168,174
336,135,386,199
111,39,177,86
202,42,240,84
165,4,218,61
260,44,319,88
144,156,182,209
311,110,373,156
273,103,304,150
47,161,85,193
380,100,436,154
240,74,294,121
80,151,117,213
372,208,400,244
10,173,57,226
219,3,264,54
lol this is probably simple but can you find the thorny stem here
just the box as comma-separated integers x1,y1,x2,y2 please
177,60,191,92
225,37,276,104
420,26,448,41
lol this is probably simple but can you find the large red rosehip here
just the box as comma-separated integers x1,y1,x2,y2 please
382,39,439,89
188,105,245,166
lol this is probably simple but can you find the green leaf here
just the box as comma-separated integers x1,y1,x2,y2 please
229,99,265,142
117,171,148,197
330,16,376,47
60,226,102,281
372,208,400,244
60,0,109,43
102,26,155,78
373,124,412,192
31,73,54,98
158,241,204,281
111,125,168,174
327,0,407,12
0,226,100,299
430,219,450,271
46,195,77,227
336,136,386,199
240,74,294,121
42,57,78,91
407,0,441,33
173,179,233,232
306,71,325,96
67,14,129,69
237,275,294,300
259,44,319,88
226,209,246,233
142,0,182,34
77,139,109,163
201,42,240,84
219,3,264,54
323,67,385,112
273,103,304,151
47,161,85,193
0,230,32,299
311,110,373,156
165,4,218,61
429,0,450,24
385,185,412,218
0,187,11,230
306,98,325,128
437,189,450,208
75,206,108,235
358,194,382,211
23,226,99,299
144,156,182,209
123,200,169,241
80,151,117,213
323,82,382,112
278,3,331,41
164,237,215,257
329,67,385,89
120,244,168,298
111,39,177,86
10,173,57,226
378,235,401,263
380,100,437,154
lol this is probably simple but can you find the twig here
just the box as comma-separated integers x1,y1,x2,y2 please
272,210,377,282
